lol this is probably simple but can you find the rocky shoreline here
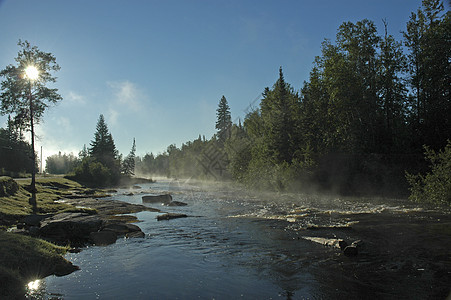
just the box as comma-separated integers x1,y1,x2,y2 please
13,197,161,248
0,178,164,299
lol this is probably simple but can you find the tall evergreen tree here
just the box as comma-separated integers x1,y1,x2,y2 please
215,95,232,142
260,67,301,163
122,138,136,176
89,114,119,172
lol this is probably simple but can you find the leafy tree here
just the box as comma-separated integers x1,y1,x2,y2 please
0,40,62,209
122,138,136,176
215,95,232,142
403,0,450,150
406,140,451,205
0,120,33,175
45,152,79,174
379,20,409,152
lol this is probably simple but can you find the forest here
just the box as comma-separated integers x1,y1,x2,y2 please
1,0,449,204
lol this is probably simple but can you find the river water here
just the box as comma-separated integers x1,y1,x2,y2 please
29,179,451,299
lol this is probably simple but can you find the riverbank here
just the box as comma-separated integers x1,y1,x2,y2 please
0,176,158,298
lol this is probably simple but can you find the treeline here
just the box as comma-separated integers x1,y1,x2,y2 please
43,114,136,186
135,1,450,200
0,117,34,176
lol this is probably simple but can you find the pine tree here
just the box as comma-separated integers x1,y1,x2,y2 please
122,138,136,176
215,95,232,142
89,114,119,172
260,67,300,163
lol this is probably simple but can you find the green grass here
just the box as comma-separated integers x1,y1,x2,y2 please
0,176,101,218
0,176,103,298
0,231,74,298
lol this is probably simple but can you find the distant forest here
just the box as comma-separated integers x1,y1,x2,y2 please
1,1,449,202
135,1,450,198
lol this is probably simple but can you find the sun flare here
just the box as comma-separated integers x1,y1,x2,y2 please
27,279,41,291
25,65,39,80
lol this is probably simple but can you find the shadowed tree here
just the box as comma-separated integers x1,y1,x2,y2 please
89,114,119,171
403,0,450,150
215,95,232,143
122,138,136,176
0,40,62,211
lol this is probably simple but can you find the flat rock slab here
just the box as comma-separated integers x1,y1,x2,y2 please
59,198,161,215
39,213,104,246
156,213,188,221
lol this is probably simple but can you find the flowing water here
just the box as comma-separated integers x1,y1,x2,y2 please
28,179,451,299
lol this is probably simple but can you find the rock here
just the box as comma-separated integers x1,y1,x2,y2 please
39,213,104,246
126,231,145,238
22,214,49,227
142,194,172,204
351,240,364,248
339,240,348,250
343,245,358,257
68,248,82,253
103,223,142,236
28,226,40,237
166,201,188,206
124,192,134,196
132,185,142,189
156,213,187,221
53,262,80,277
89,230,117,246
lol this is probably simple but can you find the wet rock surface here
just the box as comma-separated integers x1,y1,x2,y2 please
156,213,188,221
18,197,161,247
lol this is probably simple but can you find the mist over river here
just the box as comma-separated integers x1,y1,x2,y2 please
30,179,450,299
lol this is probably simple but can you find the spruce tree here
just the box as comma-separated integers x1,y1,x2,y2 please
215,95,232,142
89,114,119,173
122,138,136,176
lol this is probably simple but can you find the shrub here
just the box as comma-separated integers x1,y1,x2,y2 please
71,157,112,187
406,140,451,206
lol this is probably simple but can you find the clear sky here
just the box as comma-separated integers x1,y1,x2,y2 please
0,0,445,162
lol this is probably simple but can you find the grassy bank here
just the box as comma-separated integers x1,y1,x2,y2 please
0,176,106,298
0,231,77,298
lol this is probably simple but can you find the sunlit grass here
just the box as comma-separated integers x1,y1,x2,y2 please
0,231,71,298
0,176,99,217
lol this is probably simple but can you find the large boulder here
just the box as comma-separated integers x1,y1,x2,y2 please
103,223,142,237
39,213,103,246
142,194,172,204
89,230,117,246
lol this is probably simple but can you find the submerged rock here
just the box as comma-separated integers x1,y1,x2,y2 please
343,245,358,257
142,194,172,204
126,231,145,238
166,201,188,206
156,213,187,221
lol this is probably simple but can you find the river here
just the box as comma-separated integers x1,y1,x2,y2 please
27,179,451,299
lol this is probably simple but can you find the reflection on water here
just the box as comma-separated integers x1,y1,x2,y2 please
38,179,450,299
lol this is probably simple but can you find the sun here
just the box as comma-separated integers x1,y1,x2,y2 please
25,65,39,80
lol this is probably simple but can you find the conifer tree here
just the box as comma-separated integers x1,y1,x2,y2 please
122,138,136,176
89,114,119,173
215,95,232,142
260,67,300,164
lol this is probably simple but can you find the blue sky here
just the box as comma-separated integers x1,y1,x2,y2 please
0,0,444,162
